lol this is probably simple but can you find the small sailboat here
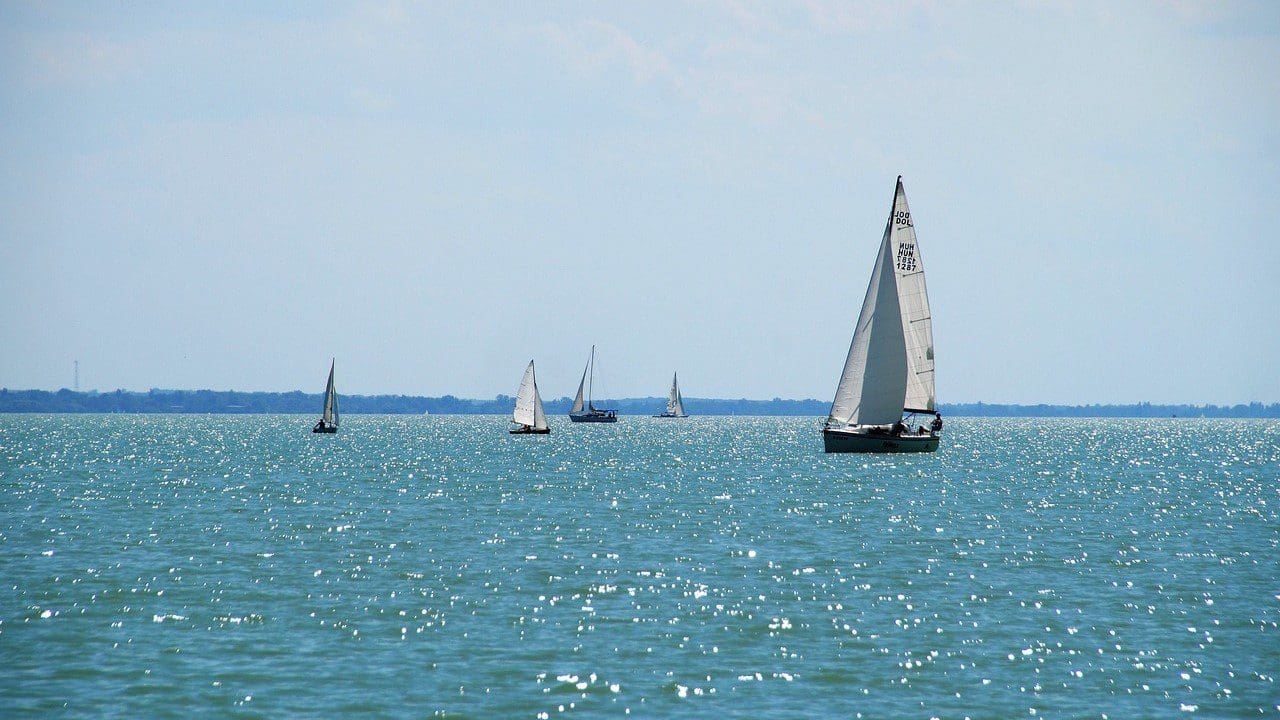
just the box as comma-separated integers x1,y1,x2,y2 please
823,177,941,453
653,372,688,418
312,359,339,434
510,360,550,434
568,345,617,423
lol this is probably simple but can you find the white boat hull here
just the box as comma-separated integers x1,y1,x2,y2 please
823,427,938,454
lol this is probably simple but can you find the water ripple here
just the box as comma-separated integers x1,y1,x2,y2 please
1,415,1277,717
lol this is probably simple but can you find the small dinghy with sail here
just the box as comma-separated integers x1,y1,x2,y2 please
653,372,688,418
510,360,550,434
568,345,617,423
823,177,941,453
312,360,339,434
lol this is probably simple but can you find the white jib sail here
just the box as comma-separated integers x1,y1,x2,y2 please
827,217,909,427
571,358,588,414
513,360,539,427
323,360,338,426
888,178,936,412
667,373,686,417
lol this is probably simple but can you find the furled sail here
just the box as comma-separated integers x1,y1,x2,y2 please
888,178,936,412
667,373,687,417
513,360,539,427
826,220,908,427
322,360,339,427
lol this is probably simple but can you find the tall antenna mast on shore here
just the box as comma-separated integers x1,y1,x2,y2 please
74,360,79,392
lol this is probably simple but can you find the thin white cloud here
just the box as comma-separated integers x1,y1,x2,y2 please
529,11,826,128
534,18,678,85
19,32,140,85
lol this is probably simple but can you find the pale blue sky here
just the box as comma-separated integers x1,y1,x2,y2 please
2,2,1277,404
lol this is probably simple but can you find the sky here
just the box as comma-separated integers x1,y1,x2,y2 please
1,1,1277,405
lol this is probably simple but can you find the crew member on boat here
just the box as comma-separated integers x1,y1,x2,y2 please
931,412,943,433
314,419,328,432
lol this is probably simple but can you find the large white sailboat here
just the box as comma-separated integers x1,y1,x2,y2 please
823,177,941,453
569,345,617,423
653,372,688,418
312,359,339,434
510,360,550,434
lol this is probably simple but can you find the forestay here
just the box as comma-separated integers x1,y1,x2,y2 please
888,178,936,412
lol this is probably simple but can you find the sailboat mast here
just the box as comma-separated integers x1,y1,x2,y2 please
588,344,595,406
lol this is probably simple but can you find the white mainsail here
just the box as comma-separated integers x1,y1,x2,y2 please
322,360,339,427
888,178,936,412
826,210,909,428
666,373,687,417
513,360,547,430
571,359,588,414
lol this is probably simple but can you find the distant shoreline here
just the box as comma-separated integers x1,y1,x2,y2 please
1,389,1277,418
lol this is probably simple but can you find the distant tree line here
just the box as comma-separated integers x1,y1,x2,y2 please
1,389,1277,418
0,389,825,416
940,401,1280,418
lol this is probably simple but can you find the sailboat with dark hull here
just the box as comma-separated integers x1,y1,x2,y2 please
510,360,550,434
823,177,940,453
568,345,617,423
653,372,688,418
312,360,339,434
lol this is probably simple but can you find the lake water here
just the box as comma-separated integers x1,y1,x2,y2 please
2,415,1277,718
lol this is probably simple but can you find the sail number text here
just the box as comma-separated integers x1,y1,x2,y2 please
896,242,918,272
894,210,912,228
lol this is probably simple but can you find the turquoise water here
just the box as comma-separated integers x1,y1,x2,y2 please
2,415,1277,718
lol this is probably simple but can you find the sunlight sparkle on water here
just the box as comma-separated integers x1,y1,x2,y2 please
1,415,1277,717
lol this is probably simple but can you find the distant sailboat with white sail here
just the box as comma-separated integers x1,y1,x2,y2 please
569,345,617,423
312,359,339,434
653,372,688,418
510,360,550,434
823,177,941,453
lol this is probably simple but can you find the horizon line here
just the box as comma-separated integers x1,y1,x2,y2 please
4,387,1277,408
